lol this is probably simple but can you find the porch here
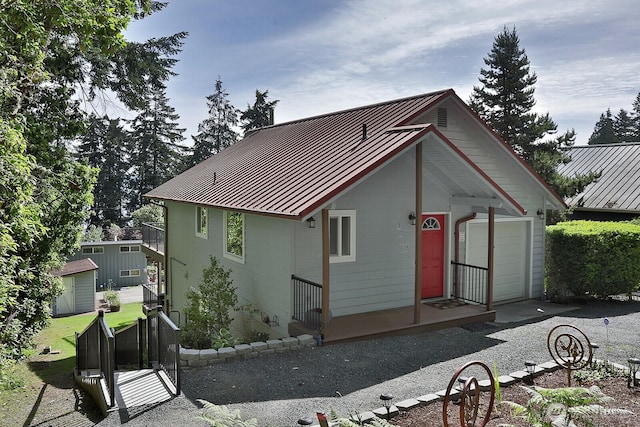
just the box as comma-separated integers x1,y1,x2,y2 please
289,301,495,343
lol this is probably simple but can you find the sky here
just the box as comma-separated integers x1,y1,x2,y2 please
123,0,640,146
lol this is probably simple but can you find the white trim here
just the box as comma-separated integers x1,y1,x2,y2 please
223,211,245,264
329,209,356,263
195,206,208,239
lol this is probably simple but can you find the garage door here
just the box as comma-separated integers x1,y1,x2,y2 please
466,220,529,302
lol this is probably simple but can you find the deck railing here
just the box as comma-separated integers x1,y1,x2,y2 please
75,310,115,407
292,275,323,329
451,261,489,305
143,282,160,308
142,222,165,254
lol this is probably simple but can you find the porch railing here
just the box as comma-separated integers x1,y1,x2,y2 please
292,275,323,329
451,261,489,305
75,310,115,407
142,222,165,254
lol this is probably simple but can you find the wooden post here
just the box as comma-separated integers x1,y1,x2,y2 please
321,209,330,339
487,207,495,311
414,142,423,324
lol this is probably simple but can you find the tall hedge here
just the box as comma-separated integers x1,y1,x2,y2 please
546,220,640,300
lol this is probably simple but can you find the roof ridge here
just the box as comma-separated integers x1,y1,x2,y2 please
570,142,640,149
255,89,452,131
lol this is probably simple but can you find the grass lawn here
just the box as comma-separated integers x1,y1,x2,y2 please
0,303,143,426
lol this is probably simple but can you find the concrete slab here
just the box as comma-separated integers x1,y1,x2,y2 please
494,299,578,324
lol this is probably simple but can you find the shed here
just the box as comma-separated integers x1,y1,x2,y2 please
52,258,99,316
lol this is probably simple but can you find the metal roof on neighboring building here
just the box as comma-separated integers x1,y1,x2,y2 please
559,143,640,213
145,89,556,219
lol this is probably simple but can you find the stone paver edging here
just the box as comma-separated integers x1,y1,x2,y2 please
179,334,315,367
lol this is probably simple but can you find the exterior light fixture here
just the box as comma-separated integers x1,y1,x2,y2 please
525,360,537,384
408,212,416,225
379,393,393,419
307,217,316,229
297,416,313,426
536,209,544,219
627,357,640,388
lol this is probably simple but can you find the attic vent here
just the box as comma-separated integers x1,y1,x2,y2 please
437,107,448,128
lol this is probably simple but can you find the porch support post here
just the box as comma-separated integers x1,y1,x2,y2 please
487,207,495,311
321,209,330,338
414,142,423,324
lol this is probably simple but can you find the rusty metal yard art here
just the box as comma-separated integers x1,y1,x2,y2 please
443,361,495,427
547,324,593,386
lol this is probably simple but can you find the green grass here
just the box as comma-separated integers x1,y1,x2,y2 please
0,303,143,414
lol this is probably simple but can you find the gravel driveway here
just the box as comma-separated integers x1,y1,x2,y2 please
95,299,640,427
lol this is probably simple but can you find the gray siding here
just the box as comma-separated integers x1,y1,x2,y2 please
70,241,147,289
74,270,97,313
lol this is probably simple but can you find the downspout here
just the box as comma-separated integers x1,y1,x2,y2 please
148,200,170,311
454,212,476,298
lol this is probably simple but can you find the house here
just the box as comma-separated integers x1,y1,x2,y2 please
143,89,565,342
52,258,98,316
69,240,148,290
558,143,640,221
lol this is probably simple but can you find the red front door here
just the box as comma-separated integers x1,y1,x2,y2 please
421,214,445,298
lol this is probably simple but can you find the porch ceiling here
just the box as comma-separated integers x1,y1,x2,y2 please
422,133,525,216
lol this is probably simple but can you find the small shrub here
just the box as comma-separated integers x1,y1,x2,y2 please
212,328,239,350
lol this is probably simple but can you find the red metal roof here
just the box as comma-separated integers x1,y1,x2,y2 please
145,90,452,218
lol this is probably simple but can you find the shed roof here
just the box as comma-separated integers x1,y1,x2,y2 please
145,89,561,218
559,143,640,213
53,258,99,277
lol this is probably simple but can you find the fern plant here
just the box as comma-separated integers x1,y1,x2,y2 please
197,400,258,427
499,384,633,427
328,409,398,426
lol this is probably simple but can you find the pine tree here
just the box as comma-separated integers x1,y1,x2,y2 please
588,109,621,145
189,77,239,167
632,92,640,141
613,108,635,142
240,89,279,136
128,87,187,212
469,26,596,199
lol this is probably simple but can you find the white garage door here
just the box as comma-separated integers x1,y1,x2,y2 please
466,220,529,302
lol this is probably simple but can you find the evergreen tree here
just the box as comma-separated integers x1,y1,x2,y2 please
128,87,187,212
613,108,636,142
189,77,239,167
588,109,621,145
469,26,597,199
76,115,129,226
632,92,640,141
240,89,279,136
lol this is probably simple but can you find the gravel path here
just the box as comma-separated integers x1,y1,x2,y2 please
95,299,640,427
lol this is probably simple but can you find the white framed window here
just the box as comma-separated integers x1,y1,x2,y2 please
82,246,104,254
329,210,356,263
120,269,141,277
195,206,208,238
223,211,245,263
119,245,140,253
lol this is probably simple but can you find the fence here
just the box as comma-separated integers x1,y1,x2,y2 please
114,318,145,369
451,261,489,305
292,275,323,329
75,310,115,407
149,311,181,394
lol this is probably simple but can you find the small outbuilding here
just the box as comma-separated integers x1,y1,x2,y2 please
52,258,99,316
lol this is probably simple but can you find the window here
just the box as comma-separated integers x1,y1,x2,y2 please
82,246,104,254
196,206,208,238
329,210,356,263
119,245,140,253
224,211,244,263
120,269,141,277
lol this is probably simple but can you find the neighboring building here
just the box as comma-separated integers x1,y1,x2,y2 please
143,89,565,342
52,258,98,316
69,240,148,290
559,143,640,221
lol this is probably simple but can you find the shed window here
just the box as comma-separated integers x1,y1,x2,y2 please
223,211,244,263
82,246,104,254
329,210,356,263
119,245,140,253
196,206,208,238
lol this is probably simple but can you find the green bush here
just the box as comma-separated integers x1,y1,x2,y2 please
546,220,640,300
181,256,238,349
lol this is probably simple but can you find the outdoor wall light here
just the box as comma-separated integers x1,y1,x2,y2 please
307,217,316,229
379,393,393,419
525,360,537,384
536,209,544,219
627,357,640,388
408,211,416,225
